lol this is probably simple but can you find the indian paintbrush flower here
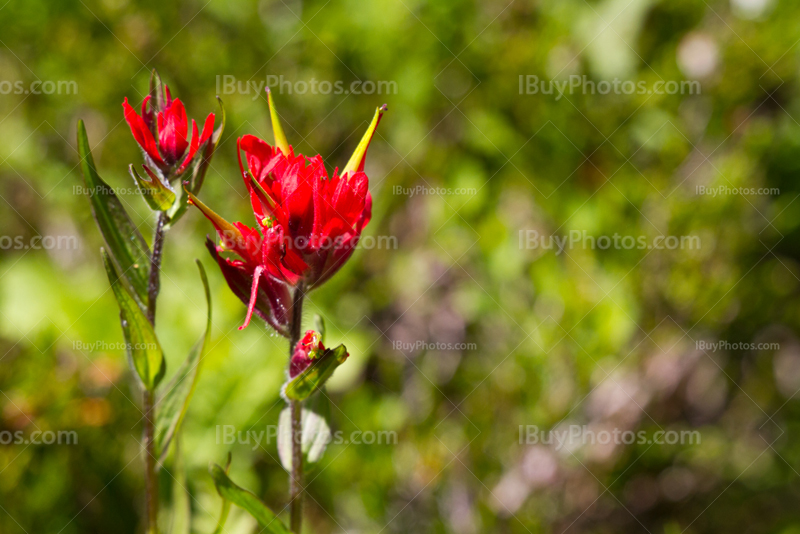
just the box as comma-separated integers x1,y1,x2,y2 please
189,89,386,334
123,81,215,179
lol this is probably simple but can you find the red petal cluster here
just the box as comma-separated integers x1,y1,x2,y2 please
239,134,373,289
190,95,385,334
123,85,214,177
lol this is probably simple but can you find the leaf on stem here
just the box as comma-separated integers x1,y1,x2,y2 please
169,436,191,534
211,453,232,534
129,164,176,212
78,120,151,309
209,462,291,534
282,344,349,402
102,249,165,390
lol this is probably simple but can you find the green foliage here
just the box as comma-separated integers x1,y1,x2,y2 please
78,120,151,308
282,344,349,401
101,249,165,391
209,462,291,534
2,0,800,533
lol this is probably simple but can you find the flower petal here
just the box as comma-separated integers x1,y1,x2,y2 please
158,98,189,164
267,87,290,155
176,119,199,175
342,104,387,177
123,97,164,165
205,238,291,337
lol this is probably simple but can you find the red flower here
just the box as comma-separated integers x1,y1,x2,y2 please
289,330,324,378
239,91,386,289
123,84,215,177
189,193,297,335
189,90,386,333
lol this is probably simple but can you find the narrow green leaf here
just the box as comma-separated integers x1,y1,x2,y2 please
282,344,349,401
129,164,176,212
209,463,291,534
155,260,211,463
169,436,191,534
78,120,151,309
211,453,232,534
102,249,165,390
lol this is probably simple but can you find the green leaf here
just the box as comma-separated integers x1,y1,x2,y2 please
129,164,176,212
78,119,151,309
155,260,211,463
282,344,349,402
277,398,332,472
169,436,190,534
102,248,165,390
209,463,291,534
211,453,232,534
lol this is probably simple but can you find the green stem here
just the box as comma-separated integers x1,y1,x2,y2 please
144,389,158,534
288,283,305,533
146,212,167,324
144,210,167,533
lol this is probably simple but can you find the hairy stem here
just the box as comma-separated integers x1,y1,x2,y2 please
146,211,167,324
288,283,305,533
144,210,167,533
144,389,158,534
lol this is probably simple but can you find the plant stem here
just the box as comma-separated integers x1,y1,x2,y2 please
144,389,159,534
144,210,167,533
288,283,305,533
146,211,167,324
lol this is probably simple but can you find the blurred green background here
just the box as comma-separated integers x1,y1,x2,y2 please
2,0,800,532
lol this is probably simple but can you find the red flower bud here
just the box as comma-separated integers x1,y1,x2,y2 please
123,83,214,178
289,330,324,378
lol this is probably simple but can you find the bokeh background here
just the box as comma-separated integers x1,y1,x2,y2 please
2,0,800,532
